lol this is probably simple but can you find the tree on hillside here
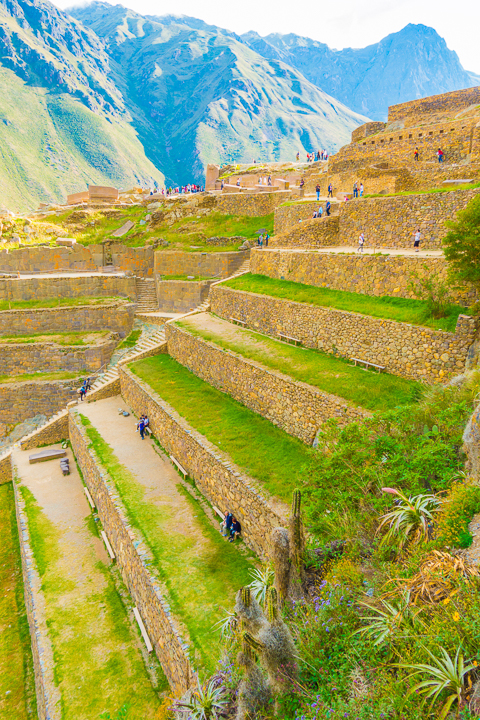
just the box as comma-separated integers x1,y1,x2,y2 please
443,195,480,285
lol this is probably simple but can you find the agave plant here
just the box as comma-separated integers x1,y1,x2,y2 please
174,678,228,720
377,488,441,548
399,646,475,720
248,566,275,607
211,609,238,641
354,591,418,647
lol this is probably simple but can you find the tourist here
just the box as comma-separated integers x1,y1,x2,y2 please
236,178,240,187
265,233,269,247
138,417,146,440
328,183,333,197
300,177,305,189
221,179,224,190
437,148,444,163
258,233,263,248
268,175,272,186
326,200,331,216
358,232,365,253
312,210,317,219
296,152,300,161
360,183,364,197
413,228,421,252
79,385,86,402
318,205,323,218
316,183,321,201
221,511,233,537
353,181,358,198
229,517,242,542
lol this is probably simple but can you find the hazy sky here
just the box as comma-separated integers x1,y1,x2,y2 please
56,0,480,74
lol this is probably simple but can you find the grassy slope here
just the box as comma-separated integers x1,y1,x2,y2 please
79,415,254,675
131,354,323,503
0,67,163,213
0,297,123,312
0,371,81,384
0,483,36,720
177,318,422,410
19,484,166,719
224,274,469,332
0,331,108,346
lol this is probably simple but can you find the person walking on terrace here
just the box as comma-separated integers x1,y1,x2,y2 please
316,183,321,201
360,183,364,197
437,148,444,163
353,181,358,198
326,200,331,216
296,152,300,161
328,183,333,197
413,228,421,252
414,147,419,161
357,232,365,253
265,233,269,247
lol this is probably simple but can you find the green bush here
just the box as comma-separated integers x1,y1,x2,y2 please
436,481,480,547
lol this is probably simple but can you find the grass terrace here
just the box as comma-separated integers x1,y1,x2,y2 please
0,370,81,384
78,414,254,675
0,296,126,312
0,483,36,720
0,331,109,346
223,273,470,332
176,315,422,410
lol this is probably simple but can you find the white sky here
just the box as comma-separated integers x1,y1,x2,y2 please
56,0,480,74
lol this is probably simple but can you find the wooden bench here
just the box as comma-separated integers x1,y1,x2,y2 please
230,317,247,327
29,448,66,464
213,506,224,520
170,455,187,477
84,486,96,510
278,333,302,346
133,607,153,653
101,530,116,561
351,357,385,373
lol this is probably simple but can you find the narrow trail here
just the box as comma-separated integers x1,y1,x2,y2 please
13,443,163,720
75,395,253,673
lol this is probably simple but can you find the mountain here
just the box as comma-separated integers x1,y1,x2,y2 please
0,0,164,211
242,24,478,120
68,2,368,186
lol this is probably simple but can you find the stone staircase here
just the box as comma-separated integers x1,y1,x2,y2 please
135,278,158,312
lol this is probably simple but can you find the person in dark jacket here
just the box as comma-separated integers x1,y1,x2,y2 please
229,517,241,542
221,511,233,537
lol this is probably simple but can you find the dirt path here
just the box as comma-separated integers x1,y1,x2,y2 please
265,246,443,257
13,443,163,720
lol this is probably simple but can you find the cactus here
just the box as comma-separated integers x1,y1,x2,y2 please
266,587,279,624
292,488,301,516
235,588,268,635
271,527,290,602
242,631,263,655
241,586,251,608
288,490,306,598
236,635,271,720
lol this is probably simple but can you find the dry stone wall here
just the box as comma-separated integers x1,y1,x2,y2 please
0,275,136,303
166,324,368,441
0,379,79,425
19,413,69,451
271,217,340,248
250,249,478,306
0,451,12,484
215,191,291,216
210,285,477,383
154,250,246,279
119,366,288,557
156,280,212,313
69,411,194,696
0,339,117,376
274,202,339,234
388,87,480,123
0,301,135,336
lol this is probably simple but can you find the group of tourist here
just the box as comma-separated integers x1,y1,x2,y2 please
78,377,92,401
257,233,270,248
354,228,422,254
413,147,445,163
136,414,150,440
296,150,329,162
353,181,364,198
163,184,204,196
258,176,273,186
220,511,242,542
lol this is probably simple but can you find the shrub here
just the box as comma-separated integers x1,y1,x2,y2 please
443,194,480,286
409,266,451,318
436,481,480,548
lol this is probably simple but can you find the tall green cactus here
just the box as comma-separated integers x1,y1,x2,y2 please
241,586,251,608
243,631,263,655
266,587,279,623
289,489,305,576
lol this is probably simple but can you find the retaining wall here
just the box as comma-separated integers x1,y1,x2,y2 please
0,275,136,303
119,366,288,557
250,249,478,306
154,250,246,279
0,379,80,425
215,191,291,216
166,324,368,442
210,285,477,383
0,339,117,376
274,201,338,234
156,280,212,313
0,451,12,484
271,217,340,248
0,301,135,336
69,411,194,695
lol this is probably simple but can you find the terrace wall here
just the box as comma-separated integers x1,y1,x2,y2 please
0,339,117,376
271,217,340,248
166,324,368,442
250,249,478,306
156,281,212,313
0,379,79,425
69,412,194,696
215,191,291,216
210,285,477,383
387,87,480,123
0,275,136,303
0,451,12,484
154,250,246,279
0,301,135,336
119,366,288,557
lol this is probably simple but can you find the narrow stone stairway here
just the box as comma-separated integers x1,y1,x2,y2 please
135,278,158,312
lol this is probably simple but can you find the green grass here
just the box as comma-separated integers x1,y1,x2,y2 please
0,483,37,720
0,296,125,312
0,371,81,384
131,354,332,503
18,484,165,719
78,415,254,676
159,274,217,281
176,319,422,410
117,328,142,348
223,274,469,332
0,331,108,346
364,181,480,199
